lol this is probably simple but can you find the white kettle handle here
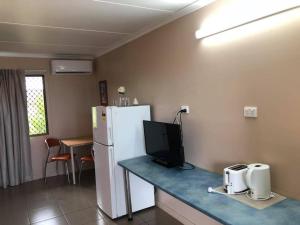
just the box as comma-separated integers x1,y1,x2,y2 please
246,167,254,189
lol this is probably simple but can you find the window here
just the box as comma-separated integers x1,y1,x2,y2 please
25,75,48,136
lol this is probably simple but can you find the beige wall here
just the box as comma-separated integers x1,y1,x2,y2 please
0,57,98,180
95,1,300,224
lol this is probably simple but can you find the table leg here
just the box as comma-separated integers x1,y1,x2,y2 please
124,169,133,220
70,146,76,185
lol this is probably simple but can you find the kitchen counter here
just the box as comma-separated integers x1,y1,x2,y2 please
118,156,300,225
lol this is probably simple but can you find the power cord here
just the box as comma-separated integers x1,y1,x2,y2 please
208,187,276,200
179,162,195,170
173,109,186,146
173,109,195,170
208,187,248,196
172,109,186,124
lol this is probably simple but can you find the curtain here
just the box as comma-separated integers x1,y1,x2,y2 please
0,69,32,188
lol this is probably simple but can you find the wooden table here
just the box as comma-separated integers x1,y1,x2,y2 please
61,137,93,184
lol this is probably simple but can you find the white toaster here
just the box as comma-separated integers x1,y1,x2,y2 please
223,164,249,194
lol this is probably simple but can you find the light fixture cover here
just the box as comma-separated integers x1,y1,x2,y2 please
195,2,300,40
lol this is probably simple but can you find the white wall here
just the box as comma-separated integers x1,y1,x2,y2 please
95,1,300,224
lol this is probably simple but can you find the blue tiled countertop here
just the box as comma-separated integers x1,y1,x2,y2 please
118,156,300,225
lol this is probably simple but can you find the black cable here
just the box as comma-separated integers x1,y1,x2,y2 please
173,109,195,170
173,109,186,124
172,110,181,124
179,111,183,146
179,162,195,170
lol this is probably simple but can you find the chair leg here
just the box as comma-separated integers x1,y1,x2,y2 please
73,156,79,175
78,161,83,184
56,161,59,175
44,161,48,184
65,161,70,184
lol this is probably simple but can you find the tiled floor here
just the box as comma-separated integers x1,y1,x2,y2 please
0,171,183,225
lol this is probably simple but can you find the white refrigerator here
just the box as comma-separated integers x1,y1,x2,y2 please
92,105,155,219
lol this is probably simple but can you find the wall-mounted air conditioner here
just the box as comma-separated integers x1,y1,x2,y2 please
51,60,93,75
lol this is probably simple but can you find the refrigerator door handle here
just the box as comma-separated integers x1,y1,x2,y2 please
95,142,114,147
108,127,113,145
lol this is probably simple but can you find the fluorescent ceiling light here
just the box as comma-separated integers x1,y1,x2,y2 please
93,0,215,11
195,2,300,40
92,0,171,12
193,0,216,8
202,6,300,46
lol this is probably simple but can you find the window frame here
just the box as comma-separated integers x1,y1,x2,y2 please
25,75,49,137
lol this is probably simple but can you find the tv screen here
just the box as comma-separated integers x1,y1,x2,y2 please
143,120,184,167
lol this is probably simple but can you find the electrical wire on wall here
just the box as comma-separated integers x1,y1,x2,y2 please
172,109,195,170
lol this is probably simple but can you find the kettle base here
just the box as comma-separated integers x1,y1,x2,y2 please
224,187,249,195
247,191,274,201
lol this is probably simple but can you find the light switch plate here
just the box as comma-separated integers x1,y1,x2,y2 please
244,106,257,118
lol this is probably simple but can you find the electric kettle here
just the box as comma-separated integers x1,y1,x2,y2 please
246,163,271,200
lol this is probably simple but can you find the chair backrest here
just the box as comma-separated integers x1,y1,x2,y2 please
91,147,95,160
45,138,61,151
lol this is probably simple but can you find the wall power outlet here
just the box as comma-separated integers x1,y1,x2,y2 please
181,105,190,114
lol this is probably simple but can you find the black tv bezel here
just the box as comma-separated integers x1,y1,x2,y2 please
143,120,185,167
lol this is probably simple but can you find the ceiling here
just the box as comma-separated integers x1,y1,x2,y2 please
0,0,214,58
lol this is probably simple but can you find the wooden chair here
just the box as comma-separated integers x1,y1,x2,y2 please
78,148,94,184
44,138,72,184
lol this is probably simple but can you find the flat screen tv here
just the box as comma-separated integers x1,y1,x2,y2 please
143,120,185,167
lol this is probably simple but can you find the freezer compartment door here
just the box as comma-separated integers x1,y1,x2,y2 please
112,105,151,162
92,106,113,146
94,142,116,218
